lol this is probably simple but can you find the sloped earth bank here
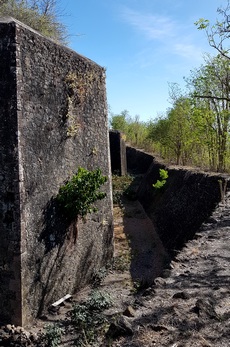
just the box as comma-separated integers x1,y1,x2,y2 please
1,194,230,346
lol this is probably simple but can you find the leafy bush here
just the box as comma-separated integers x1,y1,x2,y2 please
112,175,134,205
71,303,90,329
88,290,112,311
42,324,64,347
113,253,131,272
57,167,107,221
70,290,113,346
92,267,108,287
153,169,168,189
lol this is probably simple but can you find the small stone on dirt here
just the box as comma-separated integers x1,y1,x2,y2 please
106,316,134,338
123,305,136,317
172,291,190,300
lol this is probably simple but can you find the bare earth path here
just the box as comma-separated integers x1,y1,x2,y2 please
122,198,169,286
107,194,230,347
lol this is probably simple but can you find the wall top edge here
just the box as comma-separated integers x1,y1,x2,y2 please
0,16,104,70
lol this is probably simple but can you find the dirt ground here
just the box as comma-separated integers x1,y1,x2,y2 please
1,194,230,347
102,195,230,347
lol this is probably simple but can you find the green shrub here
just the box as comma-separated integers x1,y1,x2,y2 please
113,253,131,272
57,167,107,221
88,290,113,311
70,290,113,346
92,267,108,287
112,175,134,205
153,169,168,189
43,324,64,347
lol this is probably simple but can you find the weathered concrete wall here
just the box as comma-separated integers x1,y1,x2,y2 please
127,148,229,254
109,130,127,175
0,20,22,326
0,18,113,326
127,146,153,175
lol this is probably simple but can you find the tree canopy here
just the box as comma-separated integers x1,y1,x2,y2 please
0,0,67,44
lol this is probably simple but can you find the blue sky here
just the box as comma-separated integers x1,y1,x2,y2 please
60,0,227,122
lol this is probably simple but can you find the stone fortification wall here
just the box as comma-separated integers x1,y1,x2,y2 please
127,148,229,254
0,18,113,326
126,146,154,174
109,130,127,175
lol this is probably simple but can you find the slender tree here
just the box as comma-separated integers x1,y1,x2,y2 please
147,116,171,159
186,54,230,171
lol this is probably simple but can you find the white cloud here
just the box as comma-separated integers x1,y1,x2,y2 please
172,43,205,62
120,7,176,40
120,6,209,65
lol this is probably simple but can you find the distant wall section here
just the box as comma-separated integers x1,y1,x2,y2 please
126,146,153,175
125,147,227,254
109,130,127,175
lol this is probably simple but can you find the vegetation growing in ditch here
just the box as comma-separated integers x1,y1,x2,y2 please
70,290,113,346
92,266,108,287
36,289,113,346
112,174,135,205
152,169,168,189
42,324,64,347
57,167,107,221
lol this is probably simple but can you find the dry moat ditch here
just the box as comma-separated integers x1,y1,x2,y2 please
0,165,230,347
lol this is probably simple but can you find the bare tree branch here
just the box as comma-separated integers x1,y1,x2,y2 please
194,95,230,102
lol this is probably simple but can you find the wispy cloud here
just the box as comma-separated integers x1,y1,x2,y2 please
120,7,176,40
172,43,205,62
120,6,207,65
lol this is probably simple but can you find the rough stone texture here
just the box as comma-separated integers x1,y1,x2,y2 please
109,130,127,176
0,18,113,326
126,146,153,175
126,148,229,254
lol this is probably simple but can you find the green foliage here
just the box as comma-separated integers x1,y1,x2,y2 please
109,37,230,172
159,168,168,180
194,18,210,30
110,110,129,133
153,169,168,189
71,303,91,329
110,110,151,150
108,4,230,173
92,266,108,287
87,290,112,311
146,68,230,172
113,253,131,272
43,324,64,347
70,290,113,346
186,54,230,171
195,2,230,60
153,180,166,189
112,174,134,205
57,167,107,221
0,0,68,44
